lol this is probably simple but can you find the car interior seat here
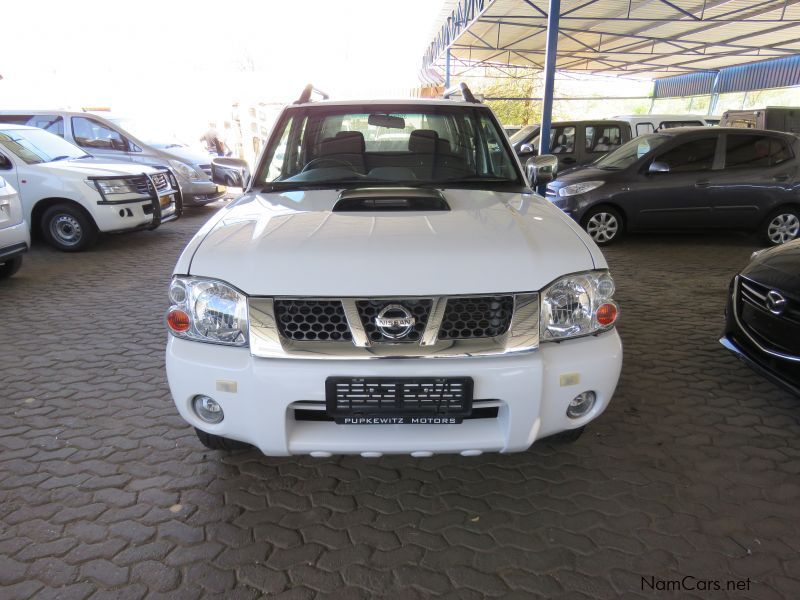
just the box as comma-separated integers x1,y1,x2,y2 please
317,131,367,173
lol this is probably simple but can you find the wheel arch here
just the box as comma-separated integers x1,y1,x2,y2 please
581,202,628,231
31,197,97,239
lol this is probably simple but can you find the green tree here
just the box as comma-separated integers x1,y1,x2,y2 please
481,77,542,126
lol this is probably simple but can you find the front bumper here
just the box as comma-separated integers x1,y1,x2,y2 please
166,330,622,456
721,294,800,396
0,222,31,261
179,180,225,205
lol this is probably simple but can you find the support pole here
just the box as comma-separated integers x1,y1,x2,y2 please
445,49,451,89
538,0,561,159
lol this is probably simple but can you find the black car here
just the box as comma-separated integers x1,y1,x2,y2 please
721,240,800,396
510,120,632,170
546,127,800,246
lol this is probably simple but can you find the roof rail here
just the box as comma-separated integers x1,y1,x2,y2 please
295,84,330,104
443,82,479,104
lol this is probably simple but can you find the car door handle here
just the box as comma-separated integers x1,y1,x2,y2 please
773,174,790,182
695,180,710,188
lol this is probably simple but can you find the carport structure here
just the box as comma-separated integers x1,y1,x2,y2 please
423,0,800,154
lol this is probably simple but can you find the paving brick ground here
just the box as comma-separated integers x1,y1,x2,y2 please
1,201,799,599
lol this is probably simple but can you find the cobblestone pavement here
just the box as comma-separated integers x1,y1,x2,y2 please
1,201,799,599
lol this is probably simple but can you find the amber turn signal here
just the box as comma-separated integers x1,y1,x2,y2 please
167,309,191,332
596,303,618,326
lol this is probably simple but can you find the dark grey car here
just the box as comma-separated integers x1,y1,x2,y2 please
546,127,800,246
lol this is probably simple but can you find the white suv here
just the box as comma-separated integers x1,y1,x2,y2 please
166,86,622,456
0,124,181,251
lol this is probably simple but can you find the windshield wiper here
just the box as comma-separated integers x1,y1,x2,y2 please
261,177,370,193
433,176,517,184
49,155,72,162
74,155,92,160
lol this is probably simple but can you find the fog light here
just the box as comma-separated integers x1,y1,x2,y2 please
567,391,596,418
193,395,224,423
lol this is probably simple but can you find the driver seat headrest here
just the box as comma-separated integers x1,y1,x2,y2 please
319,131,366,156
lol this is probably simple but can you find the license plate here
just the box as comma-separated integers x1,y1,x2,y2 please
326,377,473,423
335,416,463,425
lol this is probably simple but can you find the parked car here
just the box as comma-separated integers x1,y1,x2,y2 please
721,240,800,396
545,127,800,246
0,111,225,206
165,85,623,456
510,120,632,169
721,107,800,134
0,124,181,251
612,114,716,137
0,176,29,278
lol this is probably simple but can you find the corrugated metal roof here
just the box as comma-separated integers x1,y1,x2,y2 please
653,55,800,97
423,0,800,81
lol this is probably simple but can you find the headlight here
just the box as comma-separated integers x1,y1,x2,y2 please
540,271,618,341
558,181,604,197
87,178,142,195
168,159,200,181
166,277,248,346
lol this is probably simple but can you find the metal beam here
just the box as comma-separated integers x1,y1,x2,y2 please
539,0,560,171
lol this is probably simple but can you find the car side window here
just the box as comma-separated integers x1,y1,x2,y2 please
0,114,64,137
550,126,575,154
636,122,654,136
724,134,791,169
585,125,621,152
654,137,717,173
71,117,129,151
657,120,703,130
0,152,12,170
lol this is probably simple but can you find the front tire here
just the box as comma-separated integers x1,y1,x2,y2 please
583,206,623,246
194,428,250,451
761,207,800,246
41,203,98,252
0,256,23,279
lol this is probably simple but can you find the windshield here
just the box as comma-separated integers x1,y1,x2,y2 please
256,106,522,190
509,125,537,145
0,128,89,164
593,133,671,170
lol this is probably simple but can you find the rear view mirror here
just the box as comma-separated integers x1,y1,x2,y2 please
212,157,250,188
648,161,670,174
368,114,405,129
526,154,558,186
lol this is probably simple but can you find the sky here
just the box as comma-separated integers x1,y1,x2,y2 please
0,0,447,133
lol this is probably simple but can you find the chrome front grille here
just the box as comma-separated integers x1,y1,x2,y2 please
737,277,800,356
248,293,540,359
134,172,171,195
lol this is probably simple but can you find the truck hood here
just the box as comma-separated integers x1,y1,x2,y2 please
34,160,165,178
187,188,599,296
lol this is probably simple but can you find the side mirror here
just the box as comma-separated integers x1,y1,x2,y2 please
526,154,558,186
519,143,536,155
648,161,670,174
212,158,250,188
0,154,11,170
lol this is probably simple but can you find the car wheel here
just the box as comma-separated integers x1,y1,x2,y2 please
194,427,251,451
0,256,23,279
41,203,98,252
583,207,623,245
761,208,800,246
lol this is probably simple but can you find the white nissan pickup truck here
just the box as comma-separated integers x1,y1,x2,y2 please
166,85,622,457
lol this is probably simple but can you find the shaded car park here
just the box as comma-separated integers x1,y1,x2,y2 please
546,127,800,246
